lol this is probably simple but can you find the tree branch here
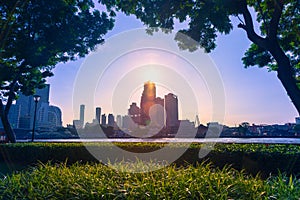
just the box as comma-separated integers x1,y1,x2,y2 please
238,0,268,49
237,15,245,25
268,0,283,39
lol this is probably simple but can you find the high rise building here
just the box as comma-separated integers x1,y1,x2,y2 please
37,105,62,129
96,107,101,124
140,81,156,125
128,102,140,125
165,93,179,127
17,94,33,120
37,102,49,128
17,84,50,129
15,84,62,130
152,97,165,127
108,114,115,127
79,104,85,128
36,84,50,104
155,97,164,107
101,114,106,125
116,115,122,128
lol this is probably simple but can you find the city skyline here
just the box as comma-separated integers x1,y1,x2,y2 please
76,81,179,129
73,80,299,129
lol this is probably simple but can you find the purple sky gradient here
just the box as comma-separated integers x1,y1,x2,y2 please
47,9,298,126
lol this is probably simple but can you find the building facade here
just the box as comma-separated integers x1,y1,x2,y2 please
96,107,101,124
14,84,62,130
48,106,62,127
165,93,179,127
108,114,115,127
140,81,156,125
128,102,140,125
101,114,106,125
79,104,85,128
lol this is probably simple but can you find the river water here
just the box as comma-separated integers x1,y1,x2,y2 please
17,137,300,144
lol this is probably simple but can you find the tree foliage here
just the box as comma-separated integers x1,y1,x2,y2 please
242,0,299,71
0,0,114,142
100,0,300,115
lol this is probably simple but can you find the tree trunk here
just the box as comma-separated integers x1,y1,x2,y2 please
276,61,300,116
0,101,16,143
269,42,300,116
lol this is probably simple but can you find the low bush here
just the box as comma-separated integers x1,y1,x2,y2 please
0,143,299,176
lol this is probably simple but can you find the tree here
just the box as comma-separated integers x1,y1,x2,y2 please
238,122,250,136
0,0,114,142
100,0,300,115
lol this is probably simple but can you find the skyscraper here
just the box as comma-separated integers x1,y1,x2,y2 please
140,81,156,125
165,93,179,127
17,85,51,129
15,84,62,129
36,84,50,104
101,114,106,125
96,107,101,124
108,114,115,127
80,104,85,128
37,102,49,128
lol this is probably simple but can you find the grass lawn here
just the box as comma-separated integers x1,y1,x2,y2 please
0,162,299,199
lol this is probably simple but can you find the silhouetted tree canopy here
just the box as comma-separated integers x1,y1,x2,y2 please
0,0,114,142
100,0,300,116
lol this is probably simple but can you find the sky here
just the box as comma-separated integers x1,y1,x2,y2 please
47,6,298,127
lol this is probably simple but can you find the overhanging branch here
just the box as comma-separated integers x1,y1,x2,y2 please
238,0,268,49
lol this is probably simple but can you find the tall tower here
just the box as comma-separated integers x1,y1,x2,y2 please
101,114,106,125
165,93,179,127
96,107,101,124
140,81,156,125
108,114,115,127
80,104,85,127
